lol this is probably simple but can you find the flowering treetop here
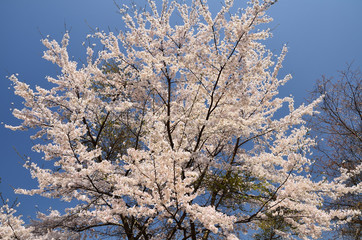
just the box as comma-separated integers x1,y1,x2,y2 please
1,0,360,239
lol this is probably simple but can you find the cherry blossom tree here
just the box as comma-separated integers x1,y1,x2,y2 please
2,0,360,239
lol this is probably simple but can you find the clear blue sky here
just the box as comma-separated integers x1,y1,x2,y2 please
0,0,361,224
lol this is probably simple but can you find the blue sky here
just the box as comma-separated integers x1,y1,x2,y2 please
0,0,361,225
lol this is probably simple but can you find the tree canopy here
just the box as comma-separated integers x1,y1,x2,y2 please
309,65,361,240
1,0,360,239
